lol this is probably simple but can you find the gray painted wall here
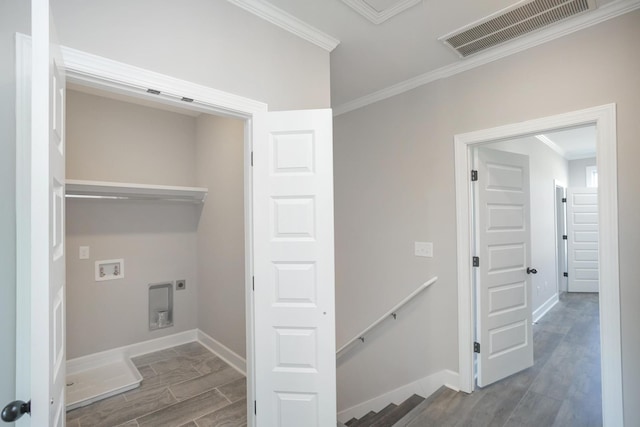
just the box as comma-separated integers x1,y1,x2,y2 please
1,0,29,418
65,91,200,358
569,157,597,187
51,0,330,111
65,91,247,361
486,136,569,311
196,115,246,358
334,11,640,424
66,90,198,186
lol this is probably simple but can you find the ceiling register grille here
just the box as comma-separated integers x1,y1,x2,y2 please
443,0,592,57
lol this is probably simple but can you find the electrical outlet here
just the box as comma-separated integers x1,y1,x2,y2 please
176,280,186,291
414,242,433,258
79,246,90,260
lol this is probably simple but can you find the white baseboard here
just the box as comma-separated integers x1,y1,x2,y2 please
533,293,559,323
67,329,247,378
67,330,198,375
197,329,247,375
337,369,459,423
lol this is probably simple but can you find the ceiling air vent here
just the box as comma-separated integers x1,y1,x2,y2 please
440,0,595,57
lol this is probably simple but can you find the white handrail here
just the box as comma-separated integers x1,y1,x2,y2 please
336,276,438,358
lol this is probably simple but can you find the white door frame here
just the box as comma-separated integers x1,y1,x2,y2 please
59,45,267,426
454,104,622,425
553,179,567,295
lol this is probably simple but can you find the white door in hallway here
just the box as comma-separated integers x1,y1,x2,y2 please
475,148,534,388
567,188,599,293
253,110,337,426
15,1,67,425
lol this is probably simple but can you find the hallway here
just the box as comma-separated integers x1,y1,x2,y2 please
396,292,601,427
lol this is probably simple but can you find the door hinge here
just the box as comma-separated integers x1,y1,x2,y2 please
562,197,567,203
474,342,481,353
252,276,255,291
251,151,254,167
564,272,568,277
254,400,257,415
562,235,568,240
471,170,478,182
472,256,480,267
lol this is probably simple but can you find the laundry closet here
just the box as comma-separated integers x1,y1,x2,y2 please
64,85,247,408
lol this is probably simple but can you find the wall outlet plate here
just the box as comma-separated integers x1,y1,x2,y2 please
176,279,186,290
95,259,124,281
79,246,90,260
415,241,433,258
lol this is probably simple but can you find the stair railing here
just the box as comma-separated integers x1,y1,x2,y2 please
336,276,438,359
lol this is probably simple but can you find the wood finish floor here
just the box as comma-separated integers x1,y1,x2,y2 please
68,293,599,427
66,342,247,427
396,292,602,427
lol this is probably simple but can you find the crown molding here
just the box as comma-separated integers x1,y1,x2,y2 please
341,0,422,24
535,134,567,158
333,0,640,116
226,0,340,51
536,134,596,160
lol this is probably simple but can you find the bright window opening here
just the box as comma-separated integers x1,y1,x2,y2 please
586,165,598,188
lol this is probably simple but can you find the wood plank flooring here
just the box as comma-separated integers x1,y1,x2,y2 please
68,293,599,426
66,342,247,427
397,292,602,427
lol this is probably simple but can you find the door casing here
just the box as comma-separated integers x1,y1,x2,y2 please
17,43,269,426
553,180,567,295
454,104,622,425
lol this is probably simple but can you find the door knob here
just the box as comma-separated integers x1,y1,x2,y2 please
1,400,30,422
527,267,538,274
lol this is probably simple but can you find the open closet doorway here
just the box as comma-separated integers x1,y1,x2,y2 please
63,82,252,426
454,104,623,425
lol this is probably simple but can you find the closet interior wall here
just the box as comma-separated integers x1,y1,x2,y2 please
65,89,246,360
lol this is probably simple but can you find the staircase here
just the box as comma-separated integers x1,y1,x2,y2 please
339,394,425,427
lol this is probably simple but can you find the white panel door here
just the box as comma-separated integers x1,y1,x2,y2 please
21,1,67,425
253,110,336,426
475,148,533,388
567,188,599,293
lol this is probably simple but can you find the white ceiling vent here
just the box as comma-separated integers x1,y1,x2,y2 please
440,0,595,57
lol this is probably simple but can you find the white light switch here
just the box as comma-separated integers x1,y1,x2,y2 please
79,246,90,260
415,242,433,258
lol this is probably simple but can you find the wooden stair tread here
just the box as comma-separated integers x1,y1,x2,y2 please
350,410,378,427
365,403,399,425
390,387,451,427
370,394,425,427
345,417,358,426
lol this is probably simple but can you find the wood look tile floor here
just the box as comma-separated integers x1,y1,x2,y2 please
397,292,602,427
66,342,247,427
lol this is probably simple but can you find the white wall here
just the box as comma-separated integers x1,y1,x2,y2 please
65,90,200,358
569,157,597,187
51,0,330,111
195,115,246,358
486,137,569,311
333,11,640,424
1,0,30,417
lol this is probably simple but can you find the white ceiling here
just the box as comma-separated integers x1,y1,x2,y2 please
260,0,623,107
538,124,596,160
